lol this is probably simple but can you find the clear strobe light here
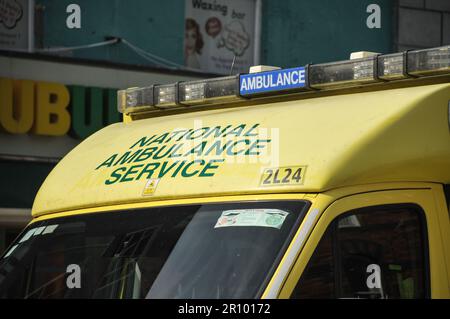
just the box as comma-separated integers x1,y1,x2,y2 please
117,86,155,114
377,53,406,80
309,57,378,89
407,45,450,76
155,84,178,108
179,76,241,105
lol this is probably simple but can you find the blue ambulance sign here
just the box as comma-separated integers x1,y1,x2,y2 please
239,67,306,96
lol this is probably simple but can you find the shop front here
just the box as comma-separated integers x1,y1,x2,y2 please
0,52,204,253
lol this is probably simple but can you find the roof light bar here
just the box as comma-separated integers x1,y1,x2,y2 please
118,45,450,115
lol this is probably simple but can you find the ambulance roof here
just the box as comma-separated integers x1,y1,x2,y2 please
32,82,450,217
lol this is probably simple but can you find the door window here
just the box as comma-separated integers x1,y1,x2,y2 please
291,204,428,299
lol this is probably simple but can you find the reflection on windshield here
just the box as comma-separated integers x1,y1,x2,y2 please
0,201,308,299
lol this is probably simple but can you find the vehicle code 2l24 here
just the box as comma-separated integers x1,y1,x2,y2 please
260,166,306,186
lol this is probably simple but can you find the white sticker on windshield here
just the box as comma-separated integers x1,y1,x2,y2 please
214,209,289,229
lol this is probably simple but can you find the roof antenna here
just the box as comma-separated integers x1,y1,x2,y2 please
229,55,237,75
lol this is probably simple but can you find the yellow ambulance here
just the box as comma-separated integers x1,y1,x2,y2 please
0,45,449,299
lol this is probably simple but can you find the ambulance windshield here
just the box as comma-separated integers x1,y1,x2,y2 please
0,201,308,299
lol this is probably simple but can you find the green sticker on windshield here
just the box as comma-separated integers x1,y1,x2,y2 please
214,209,289,229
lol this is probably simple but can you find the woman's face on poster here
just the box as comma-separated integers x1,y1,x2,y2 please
185,28,197,55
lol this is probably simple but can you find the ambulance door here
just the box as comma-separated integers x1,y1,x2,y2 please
281,188,450,299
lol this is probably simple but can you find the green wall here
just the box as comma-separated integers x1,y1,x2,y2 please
38,0,186,66
38,0,394,71
0,161,55,208
261,0,394,68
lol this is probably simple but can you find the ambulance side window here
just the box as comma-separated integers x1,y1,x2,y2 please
444,185,450,215
291,204,428,299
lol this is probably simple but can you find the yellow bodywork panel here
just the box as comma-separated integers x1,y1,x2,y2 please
269,183,450,299
32,83,450,217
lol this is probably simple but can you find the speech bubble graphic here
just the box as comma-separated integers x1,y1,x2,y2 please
0,0,23,29
217,20,250,57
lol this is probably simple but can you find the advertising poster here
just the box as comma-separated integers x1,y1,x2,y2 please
0,0,32,51
184,0,256,74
